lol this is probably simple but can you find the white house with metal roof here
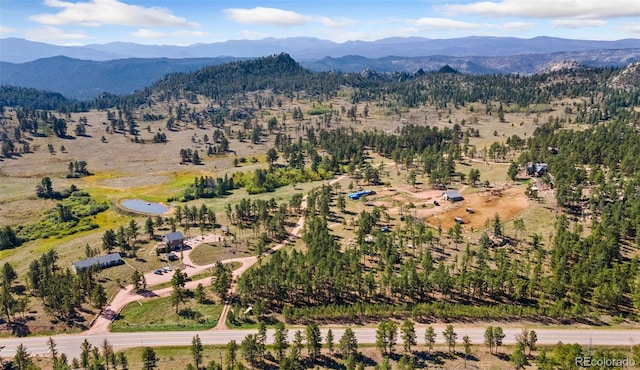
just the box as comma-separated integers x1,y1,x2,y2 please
72,253,123,273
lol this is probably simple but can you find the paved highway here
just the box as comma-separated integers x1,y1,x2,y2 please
0,327,638,360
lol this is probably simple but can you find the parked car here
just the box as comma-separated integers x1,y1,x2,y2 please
154,270,163,275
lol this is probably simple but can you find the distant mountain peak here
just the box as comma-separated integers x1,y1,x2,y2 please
438,64,459,74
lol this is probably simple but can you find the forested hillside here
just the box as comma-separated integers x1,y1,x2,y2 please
0,56,244,100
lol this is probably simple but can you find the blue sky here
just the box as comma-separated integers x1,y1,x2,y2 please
1,0,639,45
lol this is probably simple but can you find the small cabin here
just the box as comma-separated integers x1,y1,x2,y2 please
163,231,184,249
443,190,464,202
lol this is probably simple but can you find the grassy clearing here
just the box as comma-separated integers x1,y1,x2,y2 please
111,295,222,332
80,170,197,203
503,196,557,245
460,160,511,185
189,242,254,266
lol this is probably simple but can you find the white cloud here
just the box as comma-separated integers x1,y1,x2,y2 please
502,21,534,31
553,19,607,28
25,26,92,42
224,7,354,28
445,0,640,19
131,28,166,38
412,17,480,30
30,0,198,27
317,17,356,28
224,7,309,26
0,26,17,35
622,23,640,35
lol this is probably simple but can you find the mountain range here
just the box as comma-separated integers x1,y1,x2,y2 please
1,36,639,100
0,56,243,100
2,36,639,63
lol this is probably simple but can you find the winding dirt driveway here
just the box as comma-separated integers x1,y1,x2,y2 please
88,175,346,334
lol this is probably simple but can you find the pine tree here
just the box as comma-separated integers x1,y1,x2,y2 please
484,326,494,354
293,330,304,358
47,337,58,364
463,335,472,367
80,339,92,368
339,328,358,358
511,342,528,369
443,324,457,354
145,217,155,239
508,161,519,181
211,262,231,300
425,326,436,353
326,328,335,354
170,269,187,314
305,322,322,362
493,326,505,354
400,320,417,354
226,340,238,368
101,338,113,370
191,334,203,369
375,320,398,356
257,321,267,361
141,347,158,369
13,343,33,370
117,352,128,370
274,322,289,361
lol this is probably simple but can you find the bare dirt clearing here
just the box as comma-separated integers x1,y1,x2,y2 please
428,187,528,230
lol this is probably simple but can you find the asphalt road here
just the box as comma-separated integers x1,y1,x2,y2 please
1,327,638,360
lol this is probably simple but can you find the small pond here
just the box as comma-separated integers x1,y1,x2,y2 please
120,199,169,215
